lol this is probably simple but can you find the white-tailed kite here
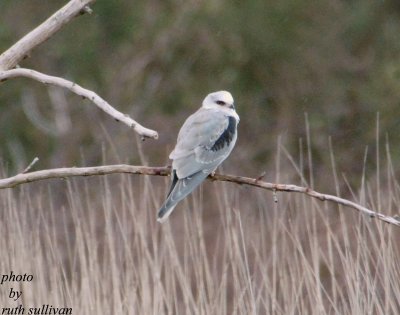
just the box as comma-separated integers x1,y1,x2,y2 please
157,91,239,223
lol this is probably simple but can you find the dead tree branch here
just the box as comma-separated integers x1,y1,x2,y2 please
0,164,398,227
0,0,158,139
0,0,95,71
0,68,158,139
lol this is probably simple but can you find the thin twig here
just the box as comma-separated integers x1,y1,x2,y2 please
0,68,158,139
21,157,39,174
0,164,398,227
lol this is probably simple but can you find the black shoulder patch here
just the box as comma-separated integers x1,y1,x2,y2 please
211,116,237,152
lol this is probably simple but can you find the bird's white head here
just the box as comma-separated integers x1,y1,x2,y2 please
202,91,235,111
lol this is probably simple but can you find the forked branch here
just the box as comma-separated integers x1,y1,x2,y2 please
0,164,398,227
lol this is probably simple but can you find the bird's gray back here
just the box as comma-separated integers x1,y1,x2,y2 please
170,108,238,178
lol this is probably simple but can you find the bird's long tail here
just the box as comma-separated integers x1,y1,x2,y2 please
157,170,209,223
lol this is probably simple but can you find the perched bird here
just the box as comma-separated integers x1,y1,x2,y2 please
157,91,239,223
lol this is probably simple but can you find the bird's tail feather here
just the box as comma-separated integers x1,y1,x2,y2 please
157,171,209,223
157,203,178,223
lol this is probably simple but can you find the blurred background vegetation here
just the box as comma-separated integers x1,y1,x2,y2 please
2,3,400,312
2,0,400,191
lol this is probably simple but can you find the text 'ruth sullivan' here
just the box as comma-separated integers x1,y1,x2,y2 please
2,304,72,315
1,271,72,314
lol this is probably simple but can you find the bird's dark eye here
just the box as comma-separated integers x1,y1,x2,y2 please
216,100,226,105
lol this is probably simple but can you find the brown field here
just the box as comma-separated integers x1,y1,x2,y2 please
1,147,399,315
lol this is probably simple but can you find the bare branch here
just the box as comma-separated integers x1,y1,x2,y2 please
0,0,157,139
210,173,400,227
0,165,169,189
0,0,96,71
0,68,158,139
0,164,398,227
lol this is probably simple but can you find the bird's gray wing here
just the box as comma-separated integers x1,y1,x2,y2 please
158,108,238,222
169,108,226,159
169,109,237,178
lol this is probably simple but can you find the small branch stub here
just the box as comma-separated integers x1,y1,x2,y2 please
273,189,278,203
81,6,93,14
22,157,39,174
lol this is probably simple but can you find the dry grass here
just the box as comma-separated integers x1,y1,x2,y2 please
1,145,400,314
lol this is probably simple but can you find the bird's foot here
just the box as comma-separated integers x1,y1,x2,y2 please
209,171,217,181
